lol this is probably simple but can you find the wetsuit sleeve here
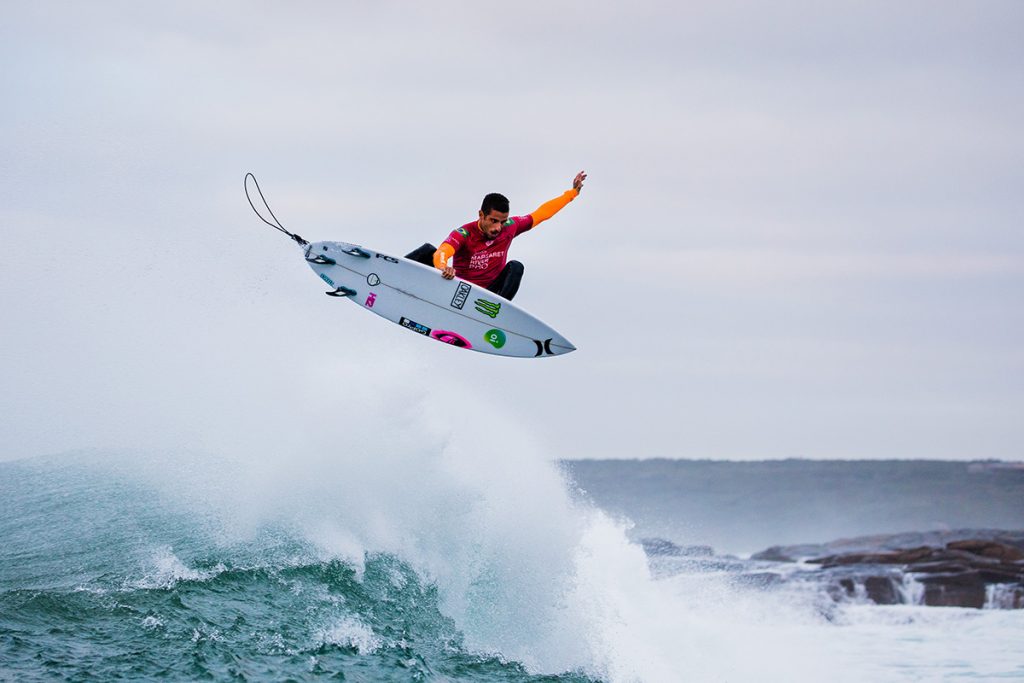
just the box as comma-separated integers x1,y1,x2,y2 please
433,242,455,270
436,226,469,270
528,188,579,227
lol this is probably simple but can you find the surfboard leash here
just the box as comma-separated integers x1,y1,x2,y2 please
244,173,308,246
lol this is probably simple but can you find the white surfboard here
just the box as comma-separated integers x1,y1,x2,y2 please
302,240,576,358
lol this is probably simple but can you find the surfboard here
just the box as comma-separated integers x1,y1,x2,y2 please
302,240,576,358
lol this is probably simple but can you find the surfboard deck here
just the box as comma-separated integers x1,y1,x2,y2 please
302,241,575,358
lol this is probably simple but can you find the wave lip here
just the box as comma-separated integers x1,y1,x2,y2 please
317,617,383,655
128,546,228,590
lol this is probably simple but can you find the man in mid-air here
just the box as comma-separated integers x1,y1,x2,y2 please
405,171,587,301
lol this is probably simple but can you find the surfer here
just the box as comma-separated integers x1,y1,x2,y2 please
405,171,587,301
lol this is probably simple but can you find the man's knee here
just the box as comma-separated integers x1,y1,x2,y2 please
405,243,436,266
495,261,525,301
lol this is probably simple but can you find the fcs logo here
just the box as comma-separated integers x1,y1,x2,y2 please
474,298,501,318
450,282,471,310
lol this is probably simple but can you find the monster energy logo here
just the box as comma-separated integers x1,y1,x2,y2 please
474,298,501,318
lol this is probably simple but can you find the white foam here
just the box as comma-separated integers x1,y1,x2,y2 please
108,367,964,682
561,512,857,682
318,617,383,655
190,626,223,643
130,546,225,589
830,605,1024,680
985,583,1023,610
140,615,164,630
239,415,848,681
898,573,926,605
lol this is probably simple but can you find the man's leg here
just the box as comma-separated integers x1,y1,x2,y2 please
405,243,436,267
487,260,524,301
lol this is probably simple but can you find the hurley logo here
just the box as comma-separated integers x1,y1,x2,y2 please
474,298,501,318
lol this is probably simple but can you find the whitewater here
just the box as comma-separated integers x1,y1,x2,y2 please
2,389,1022,681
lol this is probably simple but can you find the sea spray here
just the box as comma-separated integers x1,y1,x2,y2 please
9,445,1018,680
2,366,863,682
122,384,852,681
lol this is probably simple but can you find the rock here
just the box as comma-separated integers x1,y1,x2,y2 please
864,576,899,605
750,546,794,562
821,571,903,605
946,539,1024,562
987,584,1024,609
751,544,827,562
757,529,1024,609
829,577,857,602
810,546,937,567
753,529,1024,564
918,571,988,608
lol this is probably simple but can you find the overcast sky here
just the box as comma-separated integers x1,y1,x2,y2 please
2,1,1022,462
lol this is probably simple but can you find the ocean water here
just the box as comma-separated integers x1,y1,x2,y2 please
563,459,1024,556
2,448,1022,682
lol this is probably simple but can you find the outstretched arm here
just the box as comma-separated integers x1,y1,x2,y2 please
529,170,587,227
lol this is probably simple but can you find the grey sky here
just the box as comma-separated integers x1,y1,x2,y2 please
2,1,1022,462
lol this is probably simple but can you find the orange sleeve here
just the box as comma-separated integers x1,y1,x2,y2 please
529,188,579,227
433,242,455,270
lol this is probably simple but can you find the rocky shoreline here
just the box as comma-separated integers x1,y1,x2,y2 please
643,529,1024,609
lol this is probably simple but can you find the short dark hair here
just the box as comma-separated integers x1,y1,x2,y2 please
481,193,509,215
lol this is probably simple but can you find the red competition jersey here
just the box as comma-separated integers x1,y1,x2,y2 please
441,215,535,287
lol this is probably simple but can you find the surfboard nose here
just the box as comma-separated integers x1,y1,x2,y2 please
555,331,577,354
536,336,576,357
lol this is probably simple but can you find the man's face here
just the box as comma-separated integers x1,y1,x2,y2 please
478,209,509,240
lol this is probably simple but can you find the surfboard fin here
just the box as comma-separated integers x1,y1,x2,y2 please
342,247,371,258
307,254,336,265
326,286,358,297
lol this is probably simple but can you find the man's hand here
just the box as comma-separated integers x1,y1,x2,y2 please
442,266,455,280
573,170,587,193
